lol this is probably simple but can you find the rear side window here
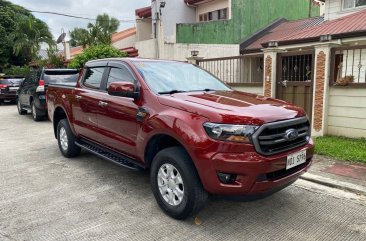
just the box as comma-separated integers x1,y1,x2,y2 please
83,67,106,89
43,71,79,85
107,67,134,88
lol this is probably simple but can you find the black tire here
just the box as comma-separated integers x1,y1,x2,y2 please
57,119,81,158
17,100,27,115
31,101,43,121
150,146,208,220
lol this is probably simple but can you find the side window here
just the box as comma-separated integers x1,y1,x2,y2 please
106,67,135,89
83,67,105,89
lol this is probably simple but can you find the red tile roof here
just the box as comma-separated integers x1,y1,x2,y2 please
135,6,152,18
281,8,366,42
184,0,206,5
243,8,366,52
243,17,324,51
111,27,136,43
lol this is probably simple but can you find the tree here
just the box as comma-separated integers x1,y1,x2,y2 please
68,44,127,69
0,0,53,70
11,15,53,58
69,28,89,48
69,13,120,47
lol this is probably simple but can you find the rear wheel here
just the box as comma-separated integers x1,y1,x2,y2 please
150,147,208,220
31,101,43,121
57,119,81,158
17,100,27,115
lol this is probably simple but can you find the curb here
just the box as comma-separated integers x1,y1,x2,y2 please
300,173,366,196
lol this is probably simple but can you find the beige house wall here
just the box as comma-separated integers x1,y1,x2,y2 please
232,85,263,95
324,0,366,20
327,87,366,138
112,34,137,50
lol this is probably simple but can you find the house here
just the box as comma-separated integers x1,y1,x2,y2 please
134,0,320,60
214,0,366,138
69,27,138,59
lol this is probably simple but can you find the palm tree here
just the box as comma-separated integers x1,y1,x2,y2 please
69,28,90,48
12,16,53,60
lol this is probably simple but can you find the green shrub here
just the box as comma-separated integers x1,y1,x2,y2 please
68,44,127,69
3,65,31,76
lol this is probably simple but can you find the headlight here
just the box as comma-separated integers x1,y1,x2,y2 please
203,123,258,143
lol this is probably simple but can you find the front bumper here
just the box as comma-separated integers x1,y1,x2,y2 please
192,140,314,196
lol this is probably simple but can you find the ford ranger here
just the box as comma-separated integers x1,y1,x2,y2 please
47,58,314,220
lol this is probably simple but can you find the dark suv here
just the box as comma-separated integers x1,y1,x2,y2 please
17,68,79,121
0,76,24,104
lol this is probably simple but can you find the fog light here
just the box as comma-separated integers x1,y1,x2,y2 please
217,172,237,184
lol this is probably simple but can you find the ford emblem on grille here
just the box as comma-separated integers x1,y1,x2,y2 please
284,129,299,141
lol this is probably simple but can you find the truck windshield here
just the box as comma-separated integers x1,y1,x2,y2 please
133,61,231,94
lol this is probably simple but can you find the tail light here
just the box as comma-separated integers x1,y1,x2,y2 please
0,84,8,89
36,80,45,92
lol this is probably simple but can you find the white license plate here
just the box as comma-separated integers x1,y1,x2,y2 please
286,149,307,170
9,87,19,91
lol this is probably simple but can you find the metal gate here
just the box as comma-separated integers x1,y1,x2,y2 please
276,52,314,120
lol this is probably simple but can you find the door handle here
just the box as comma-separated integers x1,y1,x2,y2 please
75,95,82,100
98,101,108,107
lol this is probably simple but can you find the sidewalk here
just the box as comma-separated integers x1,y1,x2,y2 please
302,154,366,196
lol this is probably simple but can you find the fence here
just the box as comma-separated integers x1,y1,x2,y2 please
197,55,263,84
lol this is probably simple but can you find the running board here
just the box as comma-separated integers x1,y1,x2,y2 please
75,139,143,171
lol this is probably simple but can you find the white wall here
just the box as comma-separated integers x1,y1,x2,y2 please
160,43,239,61
327,87,366,138
232,85,264,95
135,39,157,59
152,0,196,43
112,34,137,50
324,0,366,20
136,18,152,42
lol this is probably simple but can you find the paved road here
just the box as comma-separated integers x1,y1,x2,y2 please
0,104,365,241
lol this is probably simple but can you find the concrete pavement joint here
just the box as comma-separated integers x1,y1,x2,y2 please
300,173,366,197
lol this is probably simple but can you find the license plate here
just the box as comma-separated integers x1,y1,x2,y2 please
286,149,307,170
9,87,19,91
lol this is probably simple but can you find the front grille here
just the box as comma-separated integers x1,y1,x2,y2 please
252,117,310,156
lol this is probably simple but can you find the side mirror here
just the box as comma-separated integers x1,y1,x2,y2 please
108,81,139,99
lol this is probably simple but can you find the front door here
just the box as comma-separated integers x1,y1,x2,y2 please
276,52,314,121
96,63,140,159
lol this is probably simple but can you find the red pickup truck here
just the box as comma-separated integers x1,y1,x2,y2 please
47,58,314,219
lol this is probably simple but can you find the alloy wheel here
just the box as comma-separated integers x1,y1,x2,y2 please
157,163,184,206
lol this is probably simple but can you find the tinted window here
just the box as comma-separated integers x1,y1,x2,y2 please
107,67,134,88
83,67,105,89
43,72,79,84
0,78,23,85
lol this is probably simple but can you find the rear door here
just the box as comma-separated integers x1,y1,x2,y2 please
96,62,140,158
73,65,108,141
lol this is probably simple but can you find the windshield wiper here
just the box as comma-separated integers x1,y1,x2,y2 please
190,88,216,92
158,90,187,95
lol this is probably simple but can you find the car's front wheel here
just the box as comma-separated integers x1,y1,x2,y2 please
150,147,208,220
57,119,81,158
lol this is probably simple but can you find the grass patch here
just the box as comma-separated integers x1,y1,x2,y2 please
315,136,366,164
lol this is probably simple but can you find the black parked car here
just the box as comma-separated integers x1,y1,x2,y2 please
17,68,80,121
0,76,24,104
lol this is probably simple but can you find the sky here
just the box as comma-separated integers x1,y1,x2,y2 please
9,0,151,40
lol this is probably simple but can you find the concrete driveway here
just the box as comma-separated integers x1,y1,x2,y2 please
0,104,365,241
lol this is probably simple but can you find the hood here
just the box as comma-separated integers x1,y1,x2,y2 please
158,90,306,125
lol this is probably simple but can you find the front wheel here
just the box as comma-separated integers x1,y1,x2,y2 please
150,147,208,220
57,119,81,158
